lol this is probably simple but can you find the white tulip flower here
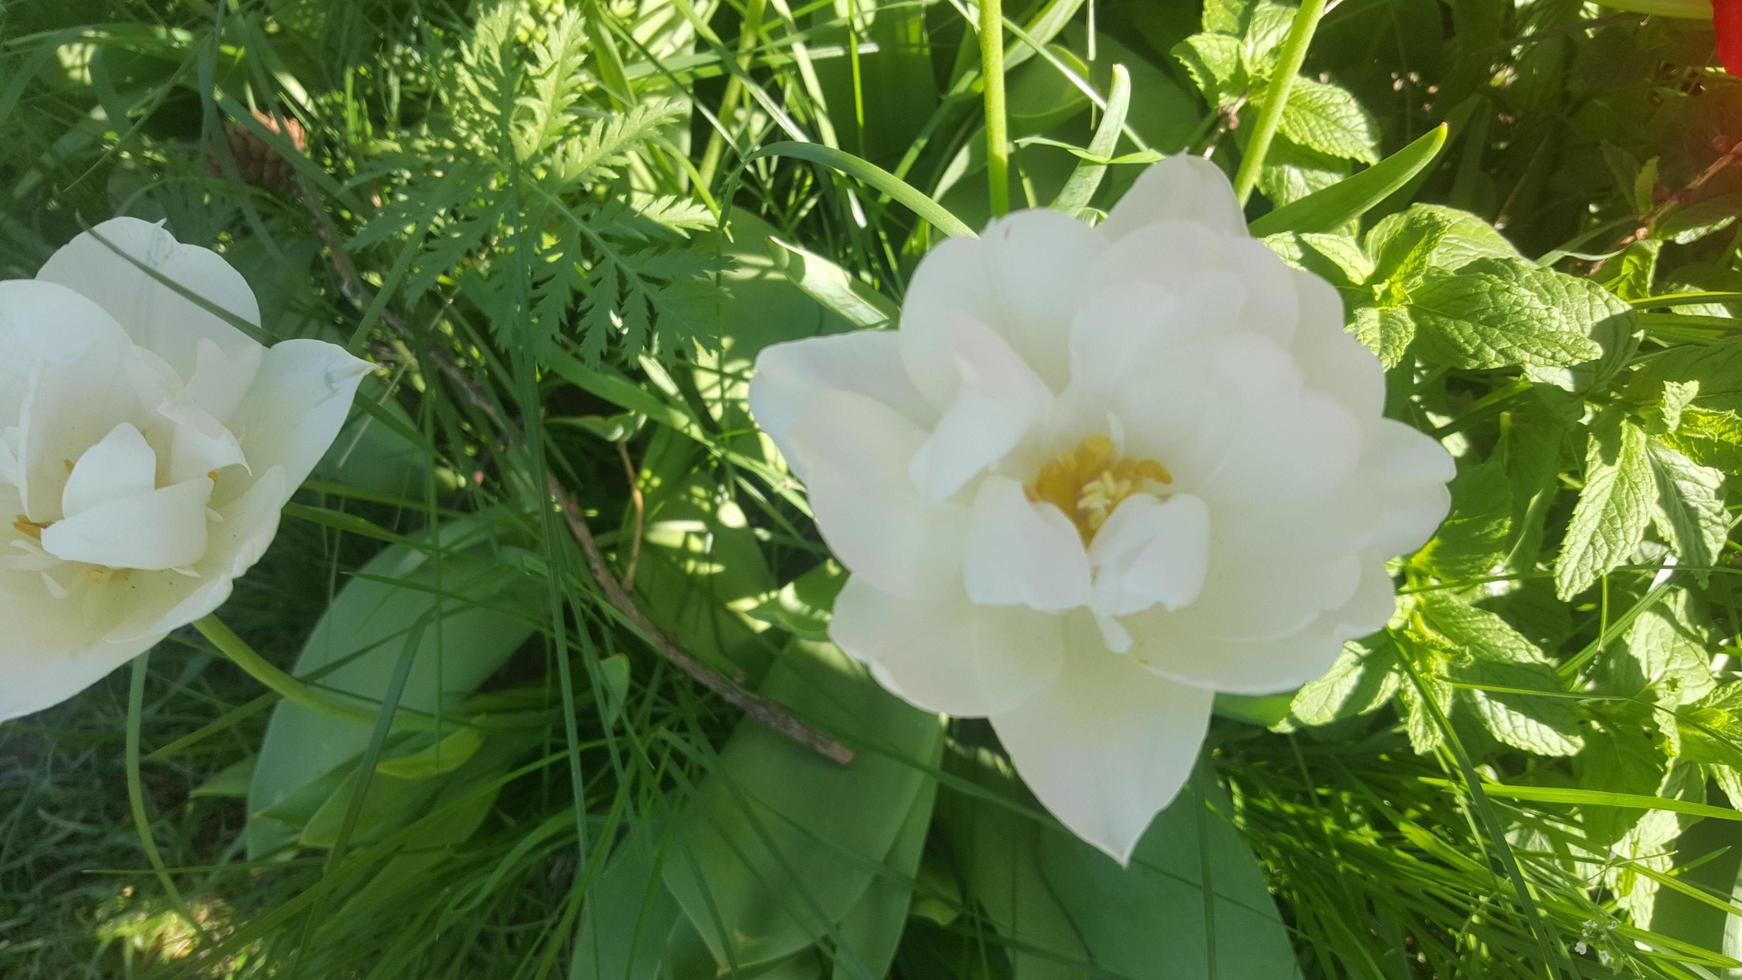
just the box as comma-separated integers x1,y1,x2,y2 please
0,218,371,721
749,157,1454,863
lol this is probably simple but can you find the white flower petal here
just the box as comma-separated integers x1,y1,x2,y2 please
965,476,1091,612
61,422,157,519
1290,271,1383,418
185,336,264,422
228,339,373,499
1130,558,1396,694
1098,155,1246,241
829,576,1064,716
40,476,213,571
1362,419,1456,556
36,217,264,380
748,330,934,449
909,317,1053,500
787,388,967,599
1197,388,1362,508
0,621,156,722
991,632,1214,865
1088,493,1211,618
901,209,1104,405
160,401,249,486
109,467,287,642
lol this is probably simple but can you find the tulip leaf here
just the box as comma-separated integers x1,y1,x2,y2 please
1246,123,1447,236
661,640,943,972
1554,414,1655,600
245,517,542,858
750,142,976,239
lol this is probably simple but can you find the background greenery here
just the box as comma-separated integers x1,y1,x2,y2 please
5,0,1742,977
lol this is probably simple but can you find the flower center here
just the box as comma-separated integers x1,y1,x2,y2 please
1025,435,1172,542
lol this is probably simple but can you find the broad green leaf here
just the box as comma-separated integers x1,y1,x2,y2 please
1672,683,1742,770
1665,407,1742,471
1656,194,1742,245
1365,203,1518,287
1413,461,1512,579
830,776,939,980
1602,591,1717,706
1350,303,1415,368
245,517,542,858
1649,814,1742,963
1414,593,1548,666
1593,239,1660,301
570,824,682,980
938,749,1088,980
1255,136,1348,208
744,561,847,640
1646,439,1728,579
1575,723,1665,846
375,724,486,780
1262,230,1372,285
1275,77,1378,164
1172,32,1247,107
764,238,895,329
1449,657,1584,756
1036,775,1302,979
1409,259,1609,371
1247,124,1447,237
1053,64,1130,218
1400,668,1454,755
1285,634,1403,728
1607,763,1708,925
662,641,943,971
1554,416,1655,600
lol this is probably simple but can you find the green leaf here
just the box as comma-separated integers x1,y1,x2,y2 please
1172,32,1247,107
1672,683,1742,770
1602,590,1718,707
1575,723,1665,846
830,777,939,980
1554,415,1655,600
662,641,943,971
569,825,682,980
1665,407,1742,471
1262,231,1373,285
1284,634,1403,728
750,142,975,239
1349,303,1415,368
375,724,487,780
1247,124,1448,237
1275,77,1378,164
1413,461,1512,579
1035,776,1303,979
1365,203,1518,288
1646,439,1728,579
245,518,542,858
1415,593,1549,666
938,750,1087,980
1409,259,1609,371
1449,657,1585,756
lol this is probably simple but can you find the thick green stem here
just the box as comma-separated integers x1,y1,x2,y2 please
1231,0,1329,206
193,614,433,730
978,0,1010,217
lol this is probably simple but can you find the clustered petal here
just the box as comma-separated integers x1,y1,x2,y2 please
0,218,371,721
749,156,1455,864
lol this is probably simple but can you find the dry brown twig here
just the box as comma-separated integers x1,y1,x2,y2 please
279,160,854,765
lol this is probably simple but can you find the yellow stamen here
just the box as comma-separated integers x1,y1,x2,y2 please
11,515,48,542
1025,435,1172,542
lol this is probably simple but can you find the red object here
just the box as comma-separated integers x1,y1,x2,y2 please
1718,0,1742,76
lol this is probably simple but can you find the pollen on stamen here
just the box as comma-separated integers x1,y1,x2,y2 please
1025,435,1172,542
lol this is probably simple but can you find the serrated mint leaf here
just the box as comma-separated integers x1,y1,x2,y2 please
1591,239,1659,301
1399,673,1452,755
1365,204,1519,289
1413,461,1512,579
1449,657,1584,756
1671,683,1742,769
1286,634,1402,727
1664,407,1742,471
1628,337,1742,415
1413,593,1547,665
1172,33,1247,106
1409,259,1608,370
1655,194,1742,245
1274,77,1379,164
1261,231,1373,285
1255,135,1348,207
1350,303,1414,368
1602,591,1717,706
1575,724,1665,845
1646,439,1727,580
1554,415,1654,600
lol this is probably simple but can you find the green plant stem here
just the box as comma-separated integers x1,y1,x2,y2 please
978,0,1010,217
126,655,208,944
1231,0,1329,206
193,614,432,731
